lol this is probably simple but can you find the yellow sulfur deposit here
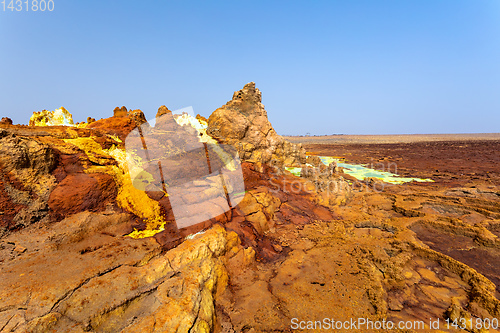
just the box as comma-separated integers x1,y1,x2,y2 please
108,146,167,238
63,137,113,165
29,107,75,126
60,112,241,239
63,137,167,239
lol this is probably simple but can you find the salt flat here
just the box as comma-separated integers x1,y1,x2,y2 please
285,132,500,145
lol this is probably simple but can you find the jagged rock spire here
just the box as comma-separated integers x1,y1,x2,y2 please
207,82,305,167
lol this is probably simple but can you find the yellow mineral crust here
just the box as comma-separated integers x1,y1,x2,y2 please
63,137,167,238
61,113,240,239
29,107,75,126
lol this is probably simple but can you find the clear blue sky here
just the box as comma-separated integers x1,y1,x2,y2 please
1,0,499,135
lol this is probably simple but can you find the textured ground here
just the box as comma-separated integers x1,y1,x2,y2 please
2,125,499,332
301,139,500,185
282,138,500,332
0,85,347,332
1,85,499,332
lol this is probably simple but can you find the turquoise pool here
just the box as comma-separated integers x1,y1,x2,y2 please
285,157,433,184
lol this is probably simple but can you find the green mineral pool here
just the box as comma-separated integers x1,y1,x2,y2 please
285,157,433,184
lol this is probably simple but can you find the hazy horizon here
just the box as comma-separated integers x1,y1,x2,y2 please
283,132,500,136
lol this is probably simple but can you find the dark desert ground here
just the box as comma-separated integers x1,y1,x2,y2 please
289,133,500,331
286,133,500,185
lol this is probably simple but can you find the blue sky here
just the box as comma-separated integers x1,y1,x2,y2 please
1,0,499,134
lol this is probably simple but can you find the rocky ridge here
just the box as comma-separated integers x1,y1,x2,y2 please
0,83,498,332
0,83,351,332
207,82,306,168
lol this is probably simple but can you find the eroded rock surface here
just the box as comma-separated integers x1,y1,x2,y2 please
0,214,237,332
0,117,12,125
0,131,56,231
1,86,499,332
0,93,350,332
207,82,306,167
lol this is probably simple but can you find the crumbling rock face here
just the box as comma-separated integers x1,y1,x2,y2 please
0,86,385,332
48,173,117,218
127,108,148,127
111,105,148,126
0,132,57,231
0,134,56,175
207,82,306,167
0,117,13,125
156,104,171,118
88,106,148,140
206,83,350,208
113,106,128,117
0,211,239,332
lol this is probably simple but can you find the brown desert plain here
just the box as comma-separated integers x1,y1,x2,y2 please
285,133,500,332
0,83,499,332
